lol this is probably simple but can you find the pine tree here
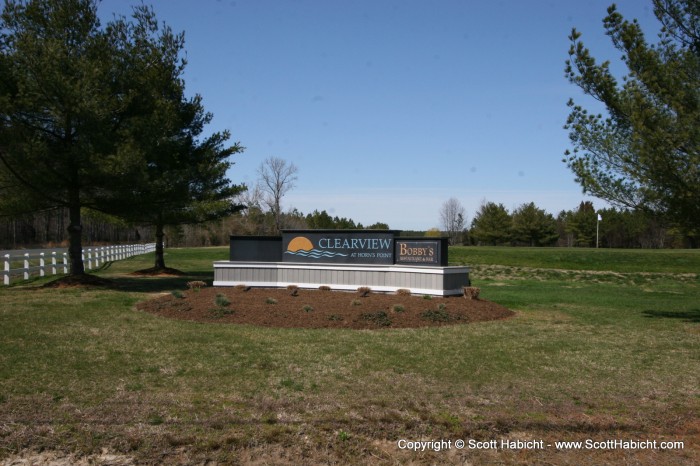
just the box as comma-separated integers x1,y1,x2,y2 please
511,202,559,246
470,202,511,246
0,0,217,275
564,0,700,245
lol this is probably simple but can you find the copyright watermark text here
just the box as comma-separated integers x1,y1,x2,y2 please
396,438,685,451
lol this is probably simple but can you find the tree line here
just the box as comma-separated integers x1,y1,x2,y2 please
440,199,688,248
2,195,687,250
0,205,391,250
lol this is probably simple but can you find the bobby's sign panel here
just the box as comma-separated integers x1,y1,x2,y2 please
394,239,441,265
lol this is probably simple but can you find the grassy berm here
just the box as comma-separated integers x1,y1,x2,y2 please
0,246,698,465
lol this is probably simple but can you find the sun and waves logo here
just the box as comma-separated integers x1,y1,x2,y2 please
285,236,349,259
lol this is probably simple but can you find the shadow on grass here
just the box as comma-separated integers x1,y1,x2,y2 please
9,269,214,293
108,271,213,293
642,309,700,323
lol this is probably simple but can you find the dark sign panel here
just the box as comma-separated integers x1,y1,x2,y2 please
229,236,282,262
395,239,441,265
282,230,395,265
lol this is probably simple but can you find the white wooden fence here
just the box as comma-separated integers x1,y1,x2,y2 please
2,243,156,285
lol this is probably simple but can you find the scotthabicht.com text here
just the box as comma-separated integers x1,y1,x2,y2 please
396,438,685,452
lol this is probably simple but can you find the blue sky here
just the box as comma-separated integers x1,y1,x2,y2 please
100,0,660,230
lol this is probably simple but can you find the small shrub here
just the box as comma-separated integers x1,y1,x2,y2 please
422,294,433,300
287,285,299,296
463,286,481,300
266,297,278,305
328,314,343,321
437,303,447,312
357,286,371,297
171,290,184,299
421,308,452,322
172,302,192,313
338,430,350,441
210,307,234,318
319,285,331,291
361,311,392,327
279,378,304,392
302,305,314,312
392,304,405,313
350,299,362,307
148,414,164,425
187,280,207,290
215,294,231,307
396,288,411,296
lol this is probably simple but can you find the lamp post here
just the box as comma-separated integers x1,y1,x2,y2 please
596,213,602,248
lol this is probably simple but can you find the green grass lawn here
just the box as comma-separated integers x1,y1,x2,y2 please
0,246,698,465
450,245,700,273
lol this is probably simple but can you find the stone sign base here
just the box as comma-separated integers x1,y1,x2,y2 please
213,261,470,296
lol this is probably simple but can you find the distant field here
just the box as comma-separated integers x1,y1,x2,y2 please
0,246,697,465
450,245,700,273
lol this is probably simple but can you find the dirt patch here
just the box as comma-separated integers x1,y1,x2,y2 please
2,451,134,466
41,273,116,289
137,287,515,329
130,266,185,276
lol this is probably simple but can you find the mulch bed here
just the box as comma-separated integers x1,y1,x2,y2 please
42,274,116,289
131,267,185,276
137,286,515,329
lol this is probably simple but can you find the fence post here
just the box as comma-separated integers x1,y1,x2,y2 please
3,254,9,286
87,248,93,270
51,252,57,275
40,253,45,277
23,253,29,280
63,253,68,274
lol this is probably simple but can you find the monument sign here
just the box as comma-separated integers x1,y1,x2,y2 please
215,229,468,295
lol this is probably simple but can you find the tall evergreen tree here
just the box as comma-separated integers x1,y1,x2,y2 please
0,0,200,275
564,0,700,245
564,201,598,247
470,202,511,246
511,202,559,246
101,7,245,271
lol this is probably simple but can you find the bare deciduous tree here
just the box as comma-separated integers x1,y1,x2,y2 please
440,198,466,245
236,183,264,211
257,157,298,232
